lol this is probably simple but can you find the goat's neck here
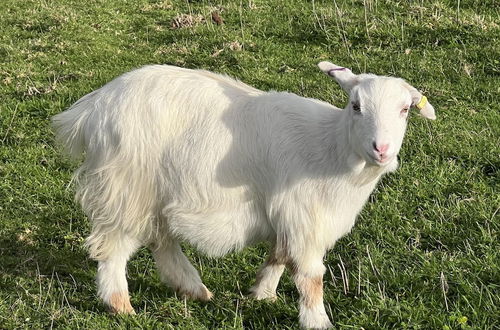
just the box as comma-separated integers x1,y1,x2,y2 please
306,109,390,186
296,108,348,170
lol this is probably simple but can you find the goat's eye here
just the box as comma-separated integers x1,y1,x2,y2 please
352,102,361,113
401,107,409,115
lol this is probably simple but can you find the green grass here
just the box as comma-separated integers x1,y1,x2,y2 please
1,0,498,328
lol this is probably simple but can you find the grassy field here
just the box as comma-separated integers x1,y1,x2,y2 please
0,0,498,328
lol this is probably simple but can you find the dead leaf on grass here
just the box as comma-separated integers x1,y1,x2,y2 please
171,14,205,29
211,11,224,25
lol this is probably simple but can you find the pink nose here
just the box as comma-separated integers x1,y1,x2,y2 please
373,142,389,154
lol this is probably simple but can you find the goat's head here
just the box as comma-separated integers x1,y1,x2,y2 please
318,61,436,167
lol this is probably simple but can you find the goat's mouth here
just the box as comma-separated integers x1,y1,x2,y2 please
366,152,393,166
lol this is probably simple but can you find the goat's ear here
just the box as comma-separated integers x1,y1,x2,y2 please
318,61,359,93
402,81,436,120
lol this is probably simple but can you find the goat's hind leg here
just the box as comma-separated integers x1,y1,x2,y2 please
151,237,212,301
94,232,141,314
249,246,285,301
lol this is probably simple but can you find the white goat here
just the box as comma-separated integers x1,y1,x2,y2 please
52,62,435,329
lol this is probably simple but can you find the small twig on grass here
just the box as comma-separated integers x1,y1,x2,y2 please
366,245,380,277
184,296,188,318
1,104,19,144
41,269,55,310
236,279,244,298
338,254,349,294
332,0,351,56
327,264,337,288
55,272,74,316
37,262,43,310
363,0,371,43
233,298,240,328
357,259,361,296
440,272,449,311
312,0,332,40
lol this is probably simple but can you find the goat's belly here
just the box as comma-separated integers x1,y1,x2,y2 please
163,202,272,257
332,215,357,242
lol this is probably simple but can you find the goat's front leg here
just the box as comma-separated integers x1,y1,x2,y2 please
289,256,332,329
249,246,285,300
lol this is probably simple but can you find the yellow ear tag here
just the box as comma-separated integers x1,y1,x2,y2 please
416,95,427,110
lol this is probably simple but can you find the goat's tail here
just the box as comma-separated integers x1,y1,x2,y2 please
51,90,98,159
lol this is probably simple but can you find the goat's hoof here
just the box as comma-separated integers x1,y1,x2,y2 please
248,288,277,301
299,311,333,329
109,292,136,315
181,284,213,301
198,285,214,301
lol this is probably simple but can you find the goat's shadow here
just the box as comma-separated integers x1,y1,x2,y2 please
0,210,98,312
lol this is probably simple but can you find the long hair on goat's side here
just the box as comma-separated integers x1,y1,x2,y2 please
52,87,161,260
77,155,159,260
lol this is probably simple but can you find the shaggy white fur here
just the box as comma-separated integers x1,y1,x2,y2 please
52,62,435,329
